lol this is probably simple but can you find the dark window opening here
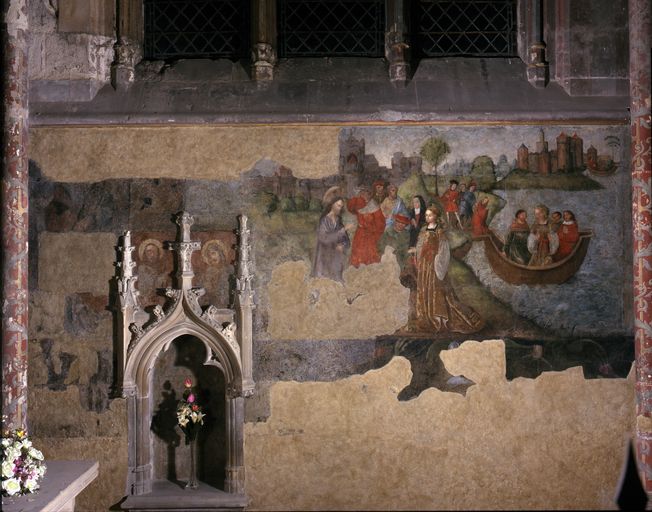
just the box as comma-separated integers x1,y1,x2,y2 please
144,0,249,60
278,0,385,57
416,0,517,58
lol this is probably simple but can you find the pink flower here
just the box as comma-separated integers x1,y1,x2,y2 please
187,393,195,403
184,378,193,388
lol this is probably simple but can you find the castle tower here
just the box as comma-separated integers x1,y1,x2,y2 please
571,133,584,169
556,132,571,171
535,128,548,153
277,166,297,198
586,145,598,170
550,150,558,172
538,148,551,175
339,133,365,176
517,144,529,170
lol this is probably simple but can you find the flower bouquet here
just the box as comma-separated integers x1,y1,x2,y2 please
1,429,47,497
176,377,205,440
176,378,205,489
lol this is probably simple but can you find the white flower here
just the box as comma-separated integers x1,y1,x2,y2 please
2,478,21,496
20,439,32,449
1,438,11,448
5,446,20,462
178,417,189,428
28,447,44,461
1,460,15,479
190,411,205,424
35,463,47,477
24,478,39,492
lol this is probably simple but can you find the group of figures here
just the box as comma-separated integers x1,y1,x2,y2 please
439,179,491,236
311,182,484,335
502,206,580,267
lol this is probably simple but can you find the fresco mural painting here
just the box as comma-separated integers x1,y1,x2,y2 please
250,124,631,394
28,123,632,402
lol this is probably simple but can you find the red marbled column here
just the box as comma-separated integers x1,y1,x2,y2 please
1,0,29,432
631,0,652,492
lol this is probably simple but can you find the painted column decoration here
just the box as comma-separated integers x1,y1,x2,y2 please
385,0,410,86
526,0,549,88
251,0,277,81
1,0,29,432
631,0,652,493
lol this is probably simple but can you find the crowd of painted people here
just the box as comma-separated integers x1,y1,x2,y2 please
502,205,580,267
311,180,484,334
439,179,491,237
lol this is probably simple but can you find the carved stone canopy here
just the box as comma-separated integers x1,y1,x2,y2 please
115,212,255,502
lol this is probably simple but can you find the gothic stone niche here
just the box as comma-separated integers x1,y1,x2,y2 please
151,336,226,488
118,213,254,511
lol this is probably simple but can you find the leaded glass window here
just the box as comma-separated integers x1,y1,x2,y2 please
278,0,385,57
144,0,249,60
416,0,517,57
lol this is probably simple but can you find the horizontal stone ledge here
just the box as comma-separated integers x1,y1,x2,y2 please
29,110,630,127
1,460,99,512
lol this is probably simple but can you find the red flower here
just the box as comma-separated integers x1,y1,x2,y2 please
184,378,193,388
192,404,199,411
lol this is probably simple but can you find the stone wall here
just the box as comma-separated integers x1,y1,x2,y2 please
28,0,115,102
26,123,635,510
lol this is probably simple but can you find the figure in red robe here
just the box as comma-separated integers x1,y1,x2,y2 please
440,179,462,228
554,210,580,261
347,187,386,267
471,197,490,237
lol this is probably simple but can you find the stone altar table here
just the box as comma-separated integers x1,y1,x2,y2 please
1,460,99,512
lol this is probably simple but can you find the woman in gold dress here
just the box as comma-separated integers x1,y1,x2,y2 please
412,206,484,334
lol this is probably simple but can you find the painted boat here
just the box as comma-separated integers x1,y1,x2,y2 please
476,229,593,285
587,162,619,176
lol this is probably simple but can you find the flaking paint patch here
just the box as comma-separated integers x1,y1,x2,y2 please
38,232,117,294
30,126,341,182
267,254,410,340
245,341,634,510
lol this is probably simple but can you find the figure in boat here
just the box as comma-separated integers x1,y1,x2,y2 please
550,211,563,233
502,209,531,265
527,204,559,267
478,204,592,285
554,210,580,262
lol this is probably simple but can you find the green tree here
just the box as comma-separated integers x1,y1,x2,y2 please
470,156,497,191
420,137,451,196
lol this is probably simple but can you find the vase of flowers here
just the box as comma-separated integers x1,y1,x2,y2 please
1,429,47,498
176,377,205,490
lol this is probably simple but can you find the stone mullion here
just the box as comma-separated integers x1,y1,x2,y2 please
1,0,29,433
251,0,277,81
111,0,144,90
385,0,410,85
525,0,549,87
630,0,652,493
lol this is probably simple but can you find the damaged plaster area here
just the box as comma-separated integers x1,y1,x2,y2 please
29,126,341,182
267,251,410,340
245,340,634,510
